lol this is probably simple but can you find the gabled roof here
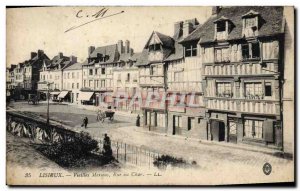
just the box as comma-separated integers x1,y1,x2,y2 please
144,31,174,49
180,6,284,44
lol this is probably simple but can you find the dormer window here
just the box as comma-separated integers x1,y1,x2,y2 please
217,21,226,32
213,16,232,41
242,10,260,38
149,44,161,52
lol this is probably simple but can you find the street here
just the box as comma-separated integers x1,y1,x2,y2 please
7,101,294,183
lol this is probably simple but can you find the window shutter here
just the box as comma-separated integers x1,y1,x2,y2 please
273,41,279,59
263,120,274,142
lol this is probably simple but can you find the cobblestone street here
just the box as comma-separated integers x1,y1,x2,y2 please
7,101,294,183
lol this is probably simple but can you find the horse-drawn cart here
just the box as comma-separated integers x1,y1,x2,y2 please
28,94,39,105
97,110,115,122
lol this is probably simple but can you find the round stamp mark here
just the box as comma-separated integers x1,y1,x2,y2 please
263,162,272,175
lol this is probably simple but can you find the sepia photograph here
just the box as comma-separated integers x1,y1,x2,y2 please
5,5,295,186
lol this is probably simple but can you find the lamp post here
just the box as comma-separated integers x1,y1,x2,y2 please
46,82,53,125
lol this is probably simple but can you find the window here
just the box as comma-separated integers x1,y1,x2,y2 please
244,119,263,139
242,42,260,60
126,73,130,82
174,115,182,128
174,71,183,82
72,83,74,89
185,44,197,57
77,83,79,89
83,80,86,87
265,82,272,96
77,72,79,78
101,68,105,75
252,42,260,58
72,72,75,78
150,66,158,75
101,80,105,88
95,80,99,88
216,82,232,97
89,69,93,75
89,80,93,87
245,82,263,99
215,48,229,62
245,17,256,28
149,44,161,52
68,73,70,79
95,69,98,75
133,74,138,82
217,21,226,32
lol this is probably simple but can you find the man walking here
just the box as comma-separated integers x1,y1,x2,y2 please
82,116,88,129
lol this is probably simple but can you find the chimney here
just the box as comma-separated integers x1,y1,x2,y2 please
174,21,183,39
88,46,95,57
117,40,124,54
70,56,77,63
58,52,63,58
125,40,130,54
31,52,37,59
183,21,194,38
37,50,44,58
212,6,221,16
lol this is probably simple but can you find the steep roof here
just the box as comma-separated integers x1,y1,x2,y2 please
180,6,284,44
64,62,83,70
88,44,119,64
164,41,184,62
144,31,174,49
134,50,149,66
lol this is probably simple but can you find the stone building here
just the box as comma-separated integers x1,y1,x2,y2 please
38,52,76,101
63,61,83,105
81,40,133,106
112,42,140,112
12,50,49,100
181,6,285,149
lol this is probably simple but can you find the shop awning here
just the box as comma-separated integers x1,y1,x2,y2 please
50,91,60,95
58,91,69,98
78,92,94,101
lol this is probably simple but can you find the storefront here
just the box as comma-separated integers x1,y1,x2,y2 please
78,91,95,105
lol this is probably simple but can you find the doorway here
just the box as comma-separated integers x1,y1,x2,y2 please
211,120,225,142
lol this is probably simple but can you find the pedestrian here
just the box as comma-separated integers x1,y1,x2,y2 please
136,114,140,127
82,116,88,129
102,133,113,160
96,109,101,122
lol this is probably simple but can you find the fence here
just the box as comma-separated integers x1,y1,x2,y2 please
97,139,161,168
6,110,163,168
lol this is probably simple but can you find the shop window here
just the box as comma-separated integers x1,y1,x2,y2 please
265,82,272,96
244,119,263,139
174,115,182,128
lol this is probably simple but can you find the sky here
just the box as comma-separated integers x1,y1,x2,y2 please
6,6,211,66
